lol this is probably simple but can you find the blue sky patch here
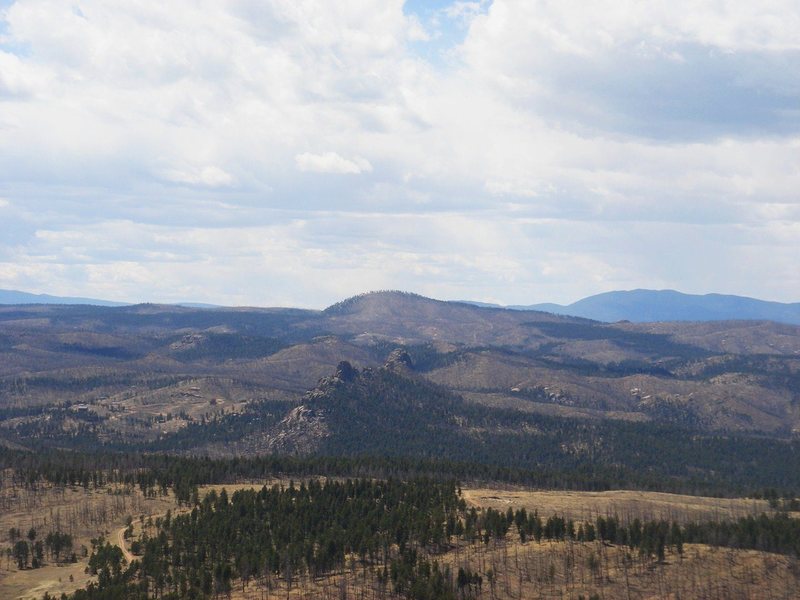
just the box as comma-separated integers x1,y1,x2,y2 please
404,0,492,66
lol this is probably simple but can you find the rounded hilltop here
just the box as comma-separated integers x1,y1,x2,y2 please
323,290,434,316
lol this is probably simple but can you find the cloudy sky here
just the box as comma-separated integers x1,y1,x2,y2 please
1,0,799,307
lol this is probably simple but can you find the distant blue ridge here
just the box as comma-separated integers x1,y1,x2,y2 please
0,288,230,308
464,289,800,325
0,289,128,307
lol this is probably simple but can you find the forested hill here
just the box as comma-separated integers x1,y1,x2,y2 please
139,355,800,495
4,345,800,494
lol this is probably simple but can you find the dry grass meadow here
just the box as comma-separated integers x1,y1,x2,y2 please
461,488,771,524
0,474,175,600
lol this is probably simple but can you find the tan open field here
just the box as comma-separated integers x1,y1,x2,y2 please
463,487,771,523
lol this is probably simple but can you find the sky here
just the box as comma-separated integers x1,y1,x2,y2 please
0,0,799,308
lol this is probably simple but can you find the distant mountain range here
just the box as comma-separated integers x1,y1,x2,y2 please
0,289,220,309
3,287,800,325
471,289,800,325
0,289,128,307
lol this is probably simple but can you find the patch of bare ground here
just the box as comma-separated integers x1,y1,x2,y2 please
462,488,771,524
0,477,175,600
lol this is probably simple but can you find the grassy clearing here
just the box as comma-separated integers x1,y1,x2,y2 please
462,488,771,523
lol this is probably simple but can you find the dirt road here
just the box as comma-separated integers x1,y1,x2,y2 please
115,525,134,563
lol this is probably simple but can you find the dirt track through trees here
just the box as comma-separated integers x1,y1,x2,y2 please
115,524,134,563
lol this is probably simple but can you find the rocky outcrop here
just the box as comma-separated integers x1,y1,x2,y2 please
263,361,360,454
384,348,414,374
334,360,358,382
266,405,329,455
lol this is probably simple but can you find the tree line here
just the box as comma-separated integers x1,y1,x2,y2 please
5,445,800,504
7,527,75,570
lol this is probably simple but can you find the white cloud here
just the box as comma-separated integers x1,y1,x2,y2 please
485,179,552,199
462,1,800,57
295,152,373,174
0,50,51,97
1,207,794,307
406,15,431,42
0,1,798,305
444,1,491,24
160,165,235,188
458,1,800,139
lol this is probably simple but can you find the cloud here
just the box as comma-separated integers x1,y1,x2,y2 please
160,165,235,188
295,152,373,175
458,1,800,140
405,14,431,42
1,206,795,307
0,1,798,305
444,1,491,23
0,50,50,97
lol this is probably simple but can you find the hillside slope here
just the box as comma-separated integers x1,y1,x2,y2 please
185,357,800,492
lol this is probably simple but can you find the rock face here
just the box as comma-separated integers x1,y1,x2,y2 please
263,355,414,455
266,405,329,455
264,362,360,454
169,333,205,351
384,348,414,374
334,360,358,382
